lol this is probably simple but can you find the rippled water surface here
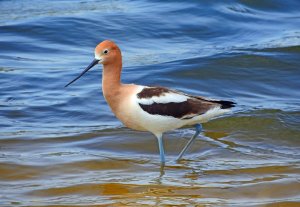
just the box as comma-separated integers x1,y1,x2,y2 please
1,0,300,206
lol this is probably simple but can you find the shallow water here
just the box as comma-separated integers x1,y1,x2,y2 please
0,0,300,206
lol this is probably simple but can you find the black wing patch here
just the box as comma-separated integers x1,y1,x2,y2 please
138,98,214,119
137,87,170,99
137,86,235,119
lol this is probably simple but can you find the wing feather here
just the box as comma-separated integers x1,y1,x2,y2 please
136,86,234,119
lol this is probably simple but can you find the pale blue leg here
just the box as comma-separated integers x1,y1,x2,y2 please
176,124,202,161
156,134,165,164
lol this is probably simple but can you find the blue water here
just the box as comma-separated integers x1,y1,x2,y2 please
0,0,300,206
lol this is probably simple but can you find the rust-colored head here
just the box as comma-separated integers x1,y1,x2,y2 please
65,40,121,87
95,40,121,65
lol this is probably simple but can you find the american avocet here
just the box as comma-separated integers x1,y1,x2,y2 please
65,40,235,163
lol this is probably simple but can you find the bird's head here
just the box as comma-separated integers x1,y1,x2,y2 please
65,40,121,87
95,40,121,65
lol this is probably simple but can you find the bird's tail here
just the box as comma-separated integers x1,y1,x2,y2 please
212,100,236,109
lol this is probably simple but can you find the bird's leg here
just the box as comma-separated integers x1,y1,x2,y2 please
156,134,165,164
176,124,202,161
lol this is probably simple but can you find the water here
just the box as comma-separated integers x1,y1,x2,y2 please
1,0,300,206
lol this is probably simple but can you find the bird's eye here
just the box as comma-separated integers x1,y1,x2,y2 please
103,49,109,54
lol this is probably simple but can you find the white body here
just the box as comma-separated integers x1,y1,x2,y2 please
117,85,230,137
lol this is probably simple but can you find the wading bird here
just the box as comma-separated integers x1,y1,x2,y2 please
65,40,235,164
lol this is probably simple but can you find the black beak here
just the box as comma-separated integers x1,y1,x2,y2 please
65,59,99,87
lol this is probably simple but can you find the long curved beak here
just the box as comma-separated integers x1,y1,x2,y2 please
65,59,99,87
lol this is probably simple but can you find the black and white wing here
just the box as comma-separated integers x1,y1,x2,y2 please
136,86,235,120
